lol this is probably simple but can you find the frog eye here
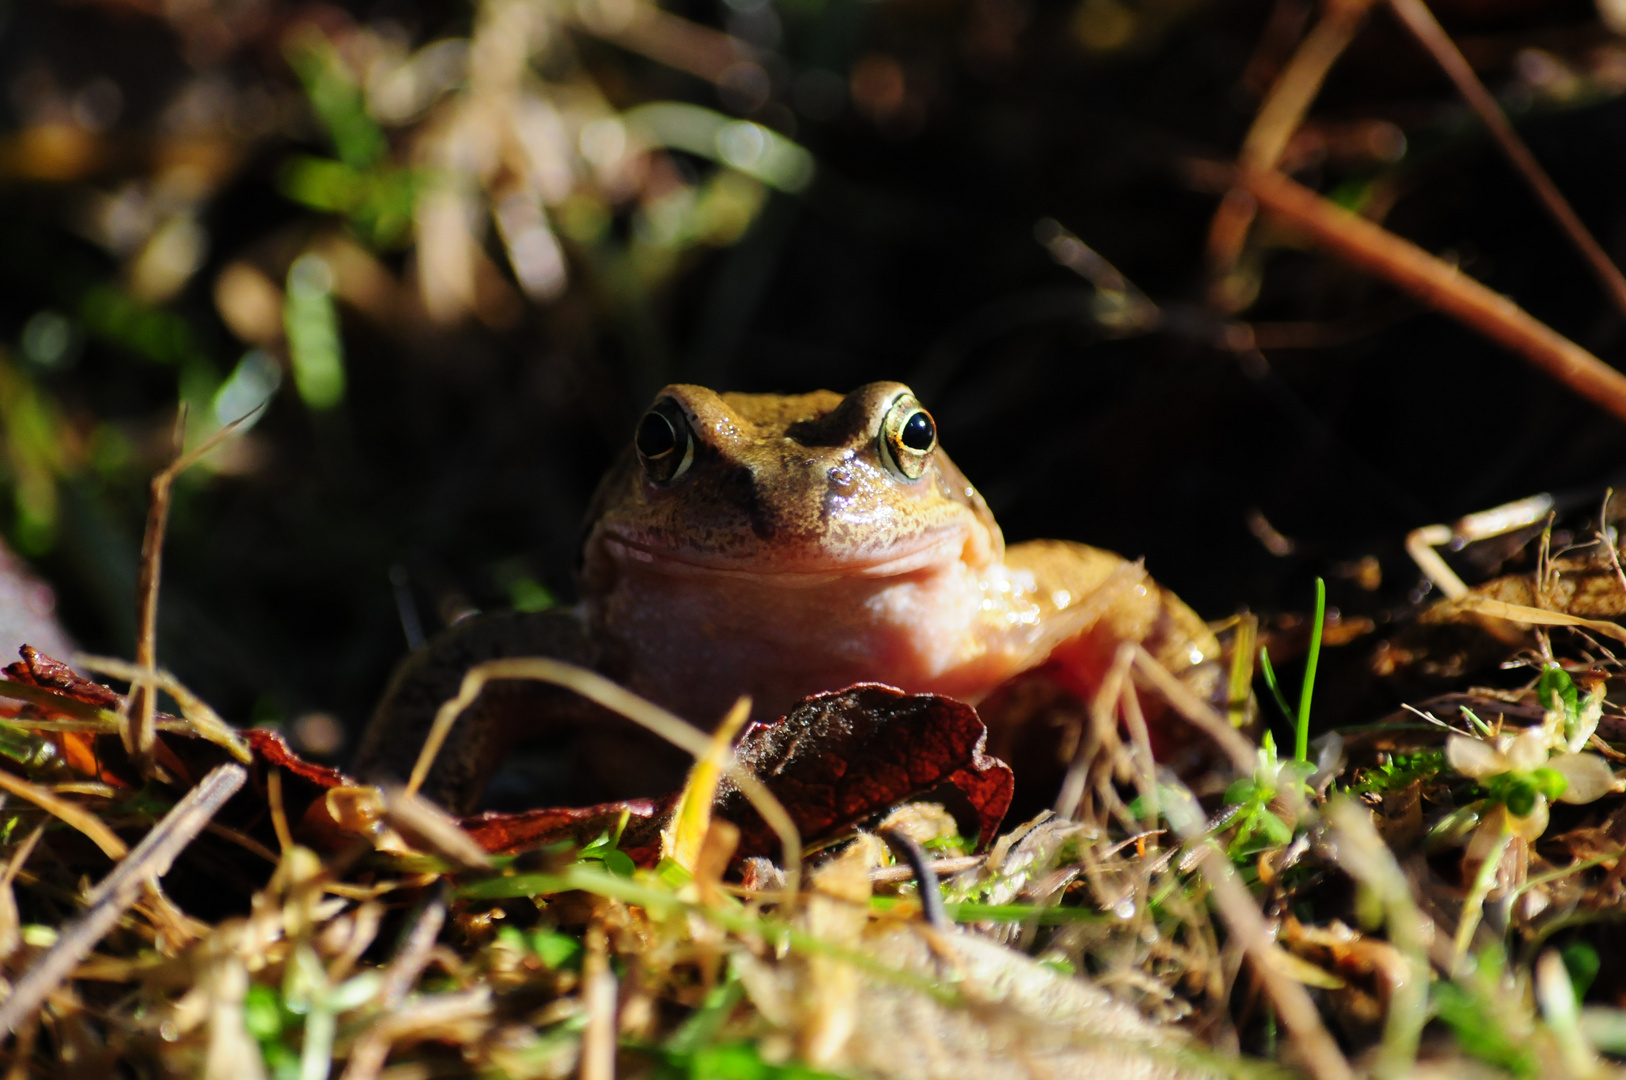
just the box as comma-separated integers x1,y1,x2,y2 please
878,393,937,481
635,398,696,484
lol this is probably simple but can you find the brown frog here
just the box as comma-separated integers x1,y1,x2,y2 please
356,382,1224,812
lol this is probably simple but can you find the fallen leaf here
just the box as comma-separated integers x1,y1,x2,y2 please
717,684,1014,857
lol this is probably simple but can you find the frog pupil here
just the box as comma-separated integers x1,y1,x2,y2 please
637,412,677,459
901,410,934,452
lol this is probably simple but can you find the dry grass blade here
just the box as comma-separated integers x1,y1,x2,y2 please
1456,595,1626,645
1239,167,1626,423
1208,0,1376,290
0,768,128,861
377,884,448,1011
576,0,756,84
1129,646,1257,774
1386,0,1626,320
664,694,752,872
1324,798,1429,1079
0,763,245,1034
0,680,120,724
74,654,250,763
406,657,804,898
125,404,267,776
580,923,616,1080
1183,834,1354,1080
377,785,493,873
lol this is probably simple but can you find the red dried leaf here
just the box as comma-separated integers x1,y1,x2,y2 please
717,683,1014,858
244,729,355,789
4,645,122,710
456,685,1013,865
461,799,669,865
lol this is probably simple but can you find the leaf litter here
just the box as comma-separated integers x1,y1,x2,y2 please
9,471,1626,1079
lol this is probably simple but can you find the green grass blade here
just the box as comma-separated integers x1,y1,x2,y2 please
1296,577,1325,763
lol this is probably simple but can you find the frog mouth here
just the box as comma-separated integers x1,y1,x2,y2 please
598,528,971,583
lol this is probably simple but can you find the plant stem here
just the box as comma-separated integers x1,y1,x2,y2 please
1296,577,1325,763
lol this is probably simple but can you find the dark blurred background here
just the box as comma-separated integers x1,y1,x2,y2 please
1,0,1625,761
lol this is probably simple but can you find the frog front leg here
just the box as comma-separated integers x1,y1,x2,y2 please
355,609,607,813
986,540,1227,783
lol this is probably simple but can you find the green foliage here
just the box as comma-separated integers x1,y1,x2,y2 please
647,1041,852,1080
1221,731,1296,861
1561,942,1599,1003
579,816,637,877
497,925,584,970
1296,577,1325,763
1346,749,1445,796
1433,967,1538,1078
1537,666,1580,727
1537,664,1603,748
278,156,421,249
1257,578,1326,765
286,30,389,169
1481,767,1567,816
283,255,346,409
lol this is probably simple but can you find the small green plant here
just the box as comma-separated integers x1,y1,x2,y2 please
578,812,638,877
1257,578,1326,765
1347,749,1445,797
1222,731,1296,861
1433,950,1538,1079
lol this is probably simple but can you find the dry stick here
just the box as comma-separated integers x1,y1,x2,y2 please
124,411,186,772
578,0,753,84
0,763,245,1035
0,770,127,861
124,404,266,775
408,658,804,901
579,923,617,1080
1129,645,1258,775
1188,839,1356,1080
1239,167,1626,423
377,884,448,1011
1054,641,1133,821
1207,0,1375,287
1387,0,1626,319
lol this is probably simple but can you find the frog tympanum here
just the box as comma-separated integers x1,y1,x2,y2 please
356,383,1223,813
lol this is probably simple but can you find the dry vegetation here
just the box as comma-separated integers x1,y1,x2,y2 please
8,0,1626,1076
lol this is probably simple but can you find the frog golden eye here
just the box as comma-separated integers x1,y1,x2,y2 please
635,399,695,484
878,394,937,481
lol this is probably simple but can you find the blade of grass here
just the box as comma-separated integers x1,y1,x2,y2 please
1296,577,1325,763
1258,646,1293,724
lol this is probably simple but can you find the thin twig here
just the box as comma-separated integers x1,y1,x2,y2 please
574,0,755,84
1239,166,1626,423
409,657,803,901
0,769,128,860
0,763,246,1034
877,829,947,929
579,923,617,1080
1208,0,1376,294
1055,642,1134,821
1186,837,1355,1080
1325,798,1429,1079
124,403,266,776
1386,0,1626,319
125,410,186,775
1129,645,1259,774
377,882,448,1010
